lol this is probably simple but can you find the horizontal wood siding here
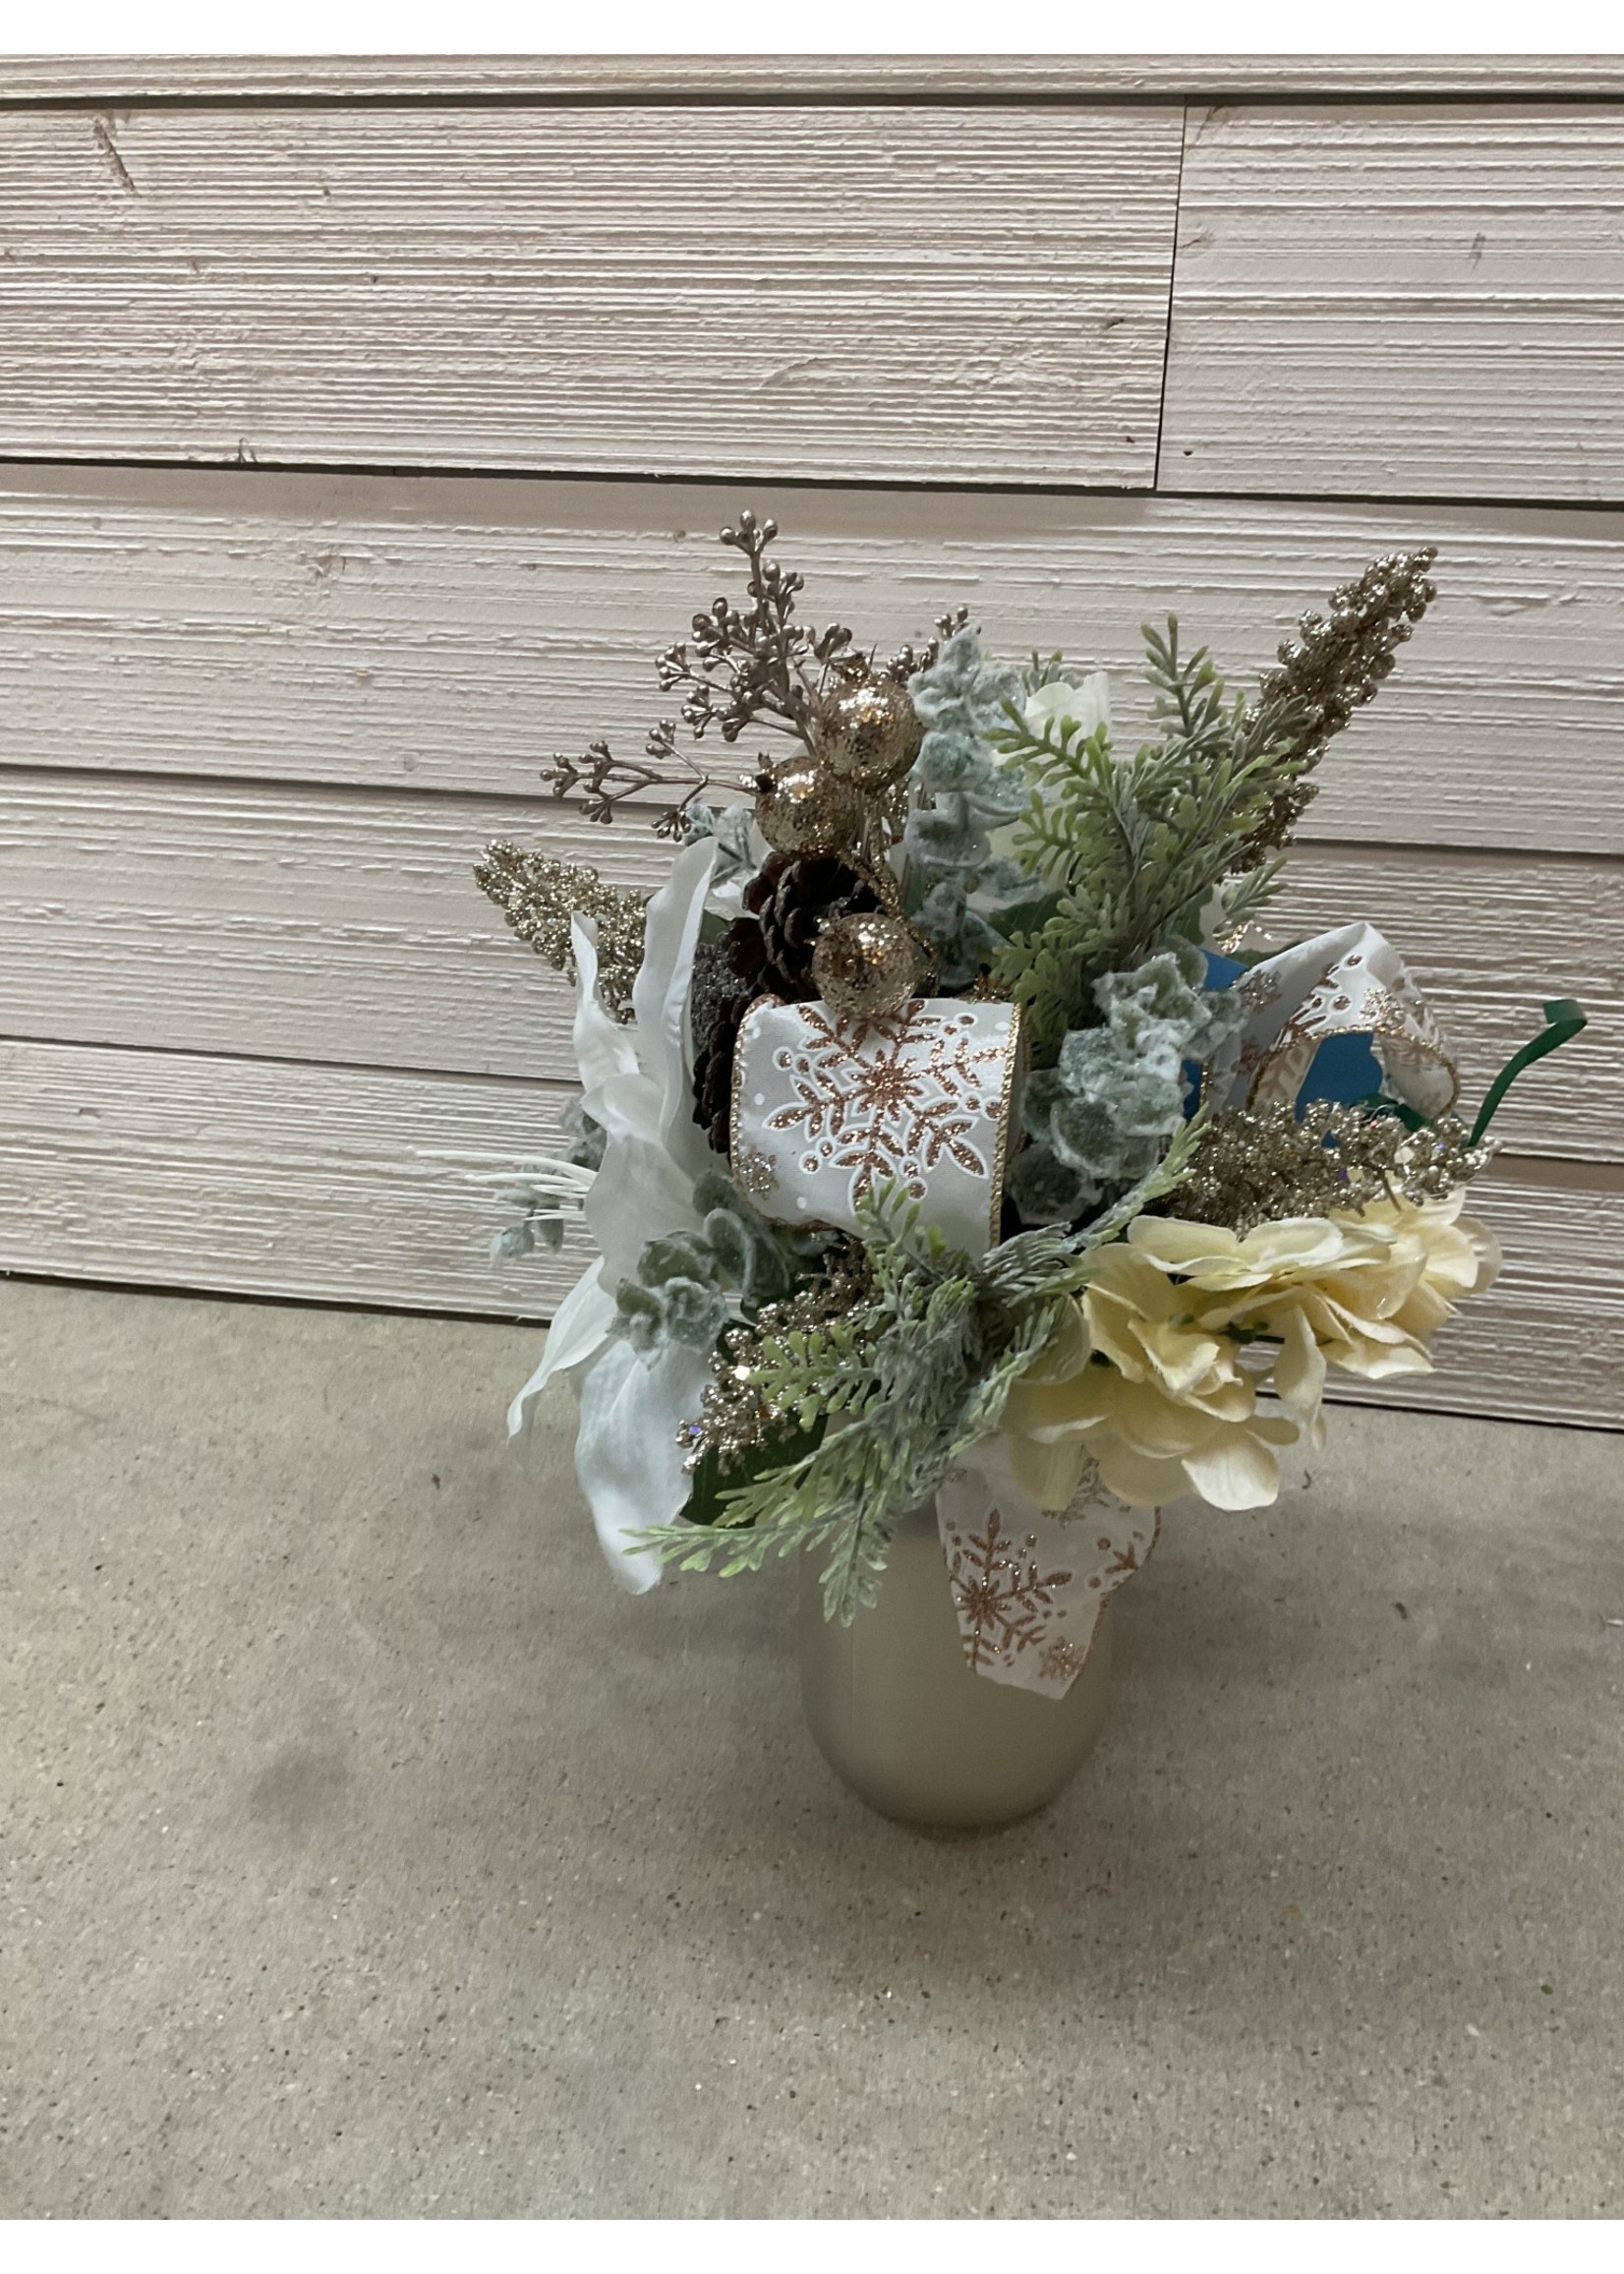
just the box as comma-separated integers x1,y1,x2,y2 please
3,771,1615,1160
0,67,1617,1429
0,1037,583,1316
1163,106,1624,502
3,469,1622,851
0,105,1180,485
1,1038,1614,1425
7,58,1624,99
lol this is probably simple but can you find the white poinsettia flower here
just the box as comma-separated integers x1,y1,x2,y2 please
1022,670,1112,747
696,800,770,919
986,670,1114,872
506,840,719,1592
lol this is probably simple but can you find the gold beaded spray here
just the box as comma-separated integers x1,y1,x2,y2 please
675,1254,872,1477
474,842,647,1020
1170,1100,1492,1238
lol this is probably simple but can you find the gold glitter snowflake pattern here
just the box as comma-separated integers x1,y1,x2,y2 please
935,1481,1162,1696
765,1002,1007,1207
944,1509,1074,1672
731,1145,780,1202
1084,1531,1149,1591
1036,1634,1087,1685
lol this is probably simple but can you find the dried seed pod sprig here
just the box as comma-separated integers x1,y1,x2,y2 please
547,720,714,837
876,605,971,688
658,508,853,751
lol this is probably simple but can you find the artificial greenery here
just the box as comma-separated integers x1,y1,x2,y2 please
1010,939,1244,1225
490,1103,608,1261
633,1131,1202,1622
903,630,1046,986
612,1170,830,1355
988,617,1306,1062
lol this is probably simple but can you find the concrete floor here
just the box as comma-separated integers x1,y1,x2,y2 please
1,1276,1621,2219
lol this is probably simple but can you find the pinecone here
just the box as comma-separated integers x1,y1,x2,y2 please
725,853,880,1002
693,856,883,1157
692,986,756,1155
689,937,756,1155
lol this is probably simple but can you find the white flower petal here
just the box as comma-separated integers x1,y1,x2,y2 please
505,1258,615,1436
1182,1427,1289,1511
631,838,717,1173
574,1336,714,1593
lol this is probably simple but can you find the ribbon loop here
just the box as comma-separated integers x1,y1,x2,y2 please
1208,922,1459,1122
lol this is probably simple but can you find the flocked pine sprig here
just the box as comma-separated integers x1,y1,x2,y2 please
989,616,1304,1060
637,1240,987,1624
675,1248,874,1479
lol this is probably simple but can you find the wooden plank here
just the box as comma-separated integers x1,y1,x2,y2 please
0,1037,1616,1425
8,58,1624,100
4,466,1621,854
0,1037,579,1318
1,770,1614,1158
0,104,1179,486
1326,1160,1624,1429
1163,105,1624,503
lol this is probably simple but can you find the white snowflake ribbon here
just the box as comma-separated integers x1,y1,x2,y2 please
936,1440,1159,1698
1208,920,1459,1122
729,996,1022,1259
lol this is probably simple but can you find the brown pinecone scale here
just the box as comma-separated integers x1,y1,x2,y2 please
690,855,881,1157
725,853,881,1001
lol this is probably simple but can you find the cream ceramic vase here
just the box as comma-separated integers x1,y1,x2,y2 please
797,1503,1114,1831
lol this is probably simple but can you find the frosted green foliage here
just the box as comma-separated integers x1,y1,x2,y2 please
1009,939,1244,1226
913,860,1048,990
991,616,1303,1060
491,1195,564,1262
901,631,1041,983
492,1101,608,1260
613,1170,826,1357
560,1097,607,1171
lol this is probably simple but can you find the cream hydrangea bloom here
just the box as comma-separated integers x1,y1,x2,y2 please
1126,1191,1500,1438
999,1190,1498,1517
1359,1193,1501,1338
1000,1247,1299,1513
1022,671,1111,747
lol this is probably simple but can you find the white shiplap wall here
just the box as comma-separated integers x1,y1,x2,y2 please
0,58,1618,1429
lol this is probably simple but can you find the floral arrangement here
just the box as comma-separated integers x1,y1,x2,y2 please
472,514,1584,1696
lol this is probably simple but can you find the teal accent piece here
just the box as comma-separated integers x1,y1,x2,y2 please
1296,1032,1385,1117
1201,950,1247,992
